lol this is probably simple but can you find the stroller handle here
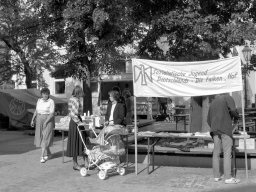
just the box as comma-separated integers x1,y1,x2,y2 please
76,124,99,148
76,125,89,151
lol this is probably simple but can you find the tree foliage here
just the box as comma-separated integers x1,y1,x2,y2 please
0,0,63,88
41,0,138,81
40,0,256,82
2,0,256,87
131,0,256,61
0,48,15,87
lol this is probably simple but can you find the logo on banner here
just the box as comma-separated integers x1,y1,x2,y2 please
134,64,153,85
9,98,26,116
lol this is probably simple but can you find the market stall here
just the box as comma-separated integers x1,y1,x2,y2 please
0,88,67,129
132,56,249,178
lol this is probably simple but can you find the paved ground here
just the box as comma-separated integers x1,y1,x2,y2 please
1,129,256,192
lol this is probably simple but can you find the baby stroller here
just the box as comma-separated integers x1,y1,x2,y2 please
77,124,126,180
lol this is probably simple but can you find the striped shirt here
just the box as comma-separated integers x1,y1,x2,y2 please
68,96,83,123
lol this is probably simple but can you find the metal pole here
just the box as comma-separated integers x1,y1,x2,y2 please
244,63,248,108
62,130,64,163
134,96,138,175
241,90,248,179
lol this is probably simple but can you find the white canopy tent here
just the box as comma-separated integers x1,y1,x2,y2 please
132,56,248,178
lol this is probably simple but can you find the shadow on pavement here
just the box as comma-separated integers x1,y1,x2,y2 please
0,130,36,155
124,164,135,175
0,130,62,155
208,183,256,192
51,151,64,159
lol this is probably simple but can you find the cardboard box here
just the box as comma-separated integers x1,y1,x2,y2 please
237,138,256,150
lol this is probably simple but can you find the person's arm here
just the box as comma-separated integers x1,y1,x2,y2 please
31,99,39,127
30,110,37,127
207,108,211,127
225,95,239,120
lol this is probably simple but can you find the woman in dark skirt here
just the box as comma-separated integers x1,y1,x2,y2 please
66,85,88,170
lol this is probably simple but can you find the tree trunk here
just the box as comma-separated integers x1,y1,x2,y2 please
2,38,33,88
83,79,92,115
24,63,33,88
81,60,92,115
19,52,33,88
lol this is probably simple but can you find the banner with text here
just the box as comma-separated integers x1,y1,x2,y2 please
132,57,243,97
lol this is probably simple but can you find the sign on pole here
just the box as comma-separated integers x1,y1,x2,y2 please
132,57,243,97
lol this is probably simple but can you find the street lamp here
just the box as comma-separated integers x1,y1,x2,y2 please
242,44,252,107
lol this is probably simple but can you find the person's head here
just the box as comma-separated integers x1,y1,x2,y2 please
168,98,173,103
109,90,120,103
72,85,84,98
40,88,50,100
112,86,121,93
122,89,131,99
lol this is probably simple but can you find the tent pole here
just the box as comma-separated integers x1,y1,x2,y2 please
240,90,248,179
134,96,138,175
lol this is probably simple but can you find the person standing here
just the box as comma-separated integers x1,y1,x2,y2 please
31,88,55,163
91,90,125,146
66,85,88,170
207,93,240,184
105,90,125,126
158,97,167,115
122,89,134,125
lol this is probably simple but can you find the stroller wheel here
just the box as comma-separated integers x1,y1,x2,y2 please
117,167,125,176
98,170,107,180
80,167,87,177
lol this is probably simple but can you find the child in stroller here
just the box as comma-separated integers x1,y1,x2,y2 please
77,124,126,180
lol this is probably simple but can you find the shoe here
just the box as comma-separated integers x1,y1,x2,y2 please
43,154,52,161
73,165,81,171
214,178,222,182
40,157,46,163
214,175,224,182
225,178,240,184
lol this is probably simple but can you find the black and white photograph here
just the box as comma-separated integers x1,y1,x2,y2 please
1,0,256,191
